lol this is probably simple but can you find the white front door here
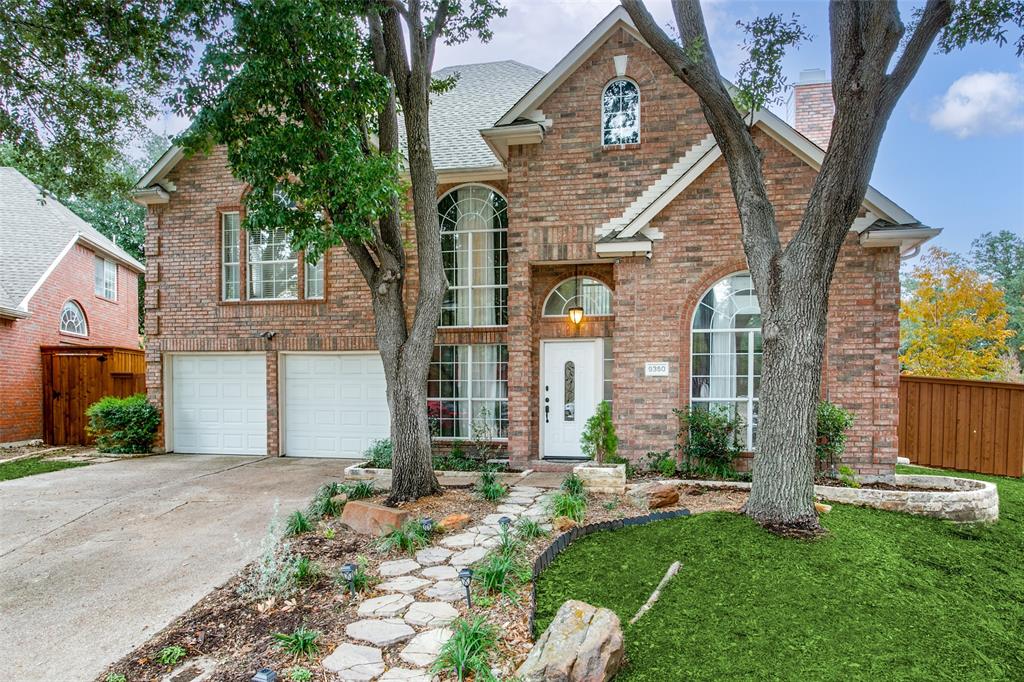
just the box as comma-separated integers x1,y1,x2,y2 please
542,339,602,459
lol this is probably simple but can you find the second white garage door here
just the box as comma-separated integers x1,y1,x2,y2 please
282,353,390,458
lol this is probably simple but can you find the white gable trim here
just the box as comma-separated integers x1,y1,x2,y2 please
496,7,645,126
17,235,77,311
137,145,184,191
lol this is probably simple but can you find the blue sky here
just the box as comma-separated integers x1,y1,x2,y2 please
153,0,1023,259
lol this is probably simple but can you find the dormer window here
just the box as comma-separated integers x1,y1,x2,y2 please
602,79,640,145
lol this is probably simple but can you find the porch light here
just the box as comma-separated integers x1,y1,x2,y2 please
421,517,434,534
341,562,357,595
252,669,277,682
498,516,512,531
567,305,585,325
458,567,474,608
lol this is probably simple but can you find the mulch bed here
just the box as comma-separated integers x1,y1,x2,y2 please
97,485,746,682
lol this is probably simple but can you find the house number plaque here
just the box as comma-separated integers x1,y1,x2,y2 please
645,362,669,377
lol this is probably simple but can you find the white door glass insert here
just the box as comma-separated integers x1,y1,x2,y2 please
542,340,601,458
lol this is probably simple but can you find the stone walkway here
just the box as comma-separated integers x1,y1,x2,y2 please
322,485,554,681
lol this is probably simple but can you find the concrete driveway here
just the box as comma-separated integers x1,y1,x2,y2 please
0,454,355,682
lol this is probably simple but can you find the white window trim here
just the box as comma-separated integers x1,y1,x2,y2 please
601,77,641,147
94,256,117,301
429,343,509,441
542,277,614,317
304,255,324,300
59,300,88,337
438,184,509,329
221,212,241,301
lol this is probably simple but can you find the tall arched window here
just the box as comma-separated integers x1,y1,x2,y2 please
438,185,508,327
691,272,761,449
59,300,88,336
602,79,640,145
543,277,613,317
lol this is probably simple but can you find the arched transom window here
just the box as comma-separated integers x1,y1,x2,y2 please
691,272,761,449
602,79,640,145
438,185,508,327
543,277,613,317
59,300,87,336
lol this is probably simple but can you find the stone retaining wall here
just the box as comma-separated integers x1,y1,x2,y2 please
344,462,530,489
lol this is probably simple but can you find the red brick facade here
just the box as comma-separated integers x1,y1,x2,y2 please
0,243,140,443
793,79,835,149
143,26,901,480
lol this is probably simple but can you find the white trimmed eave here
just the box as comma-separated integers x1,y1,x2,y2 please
78,233,146,273
138,145,184,190
131,186,170,206
479,122,547,163
595,240,652,258
0,305,30,319
860,226,942,254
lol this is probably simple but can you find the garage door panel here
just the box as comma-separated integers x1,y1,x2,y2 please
284,353,390,458
171,354,267,456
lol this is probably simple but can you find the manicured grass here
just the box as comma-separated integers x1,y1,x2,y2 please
535,467,1024,681
0,456,88,481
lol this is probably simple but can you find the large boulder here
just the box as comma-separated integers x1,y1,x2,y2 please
340,500,410,536
516,600,624,682
628,482,680,510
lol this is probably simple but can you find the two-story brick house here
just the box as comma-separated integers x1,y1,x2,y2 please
133,8,937,479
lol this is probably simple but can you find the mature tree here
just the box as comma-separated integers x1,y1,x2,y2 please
971,230,1024,365
621,0,1024,532
900,247,1013,379
0,0,222,195
177,0,504,503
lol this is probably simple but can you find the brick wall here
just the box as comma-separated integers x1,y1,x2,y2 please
0,243,140,442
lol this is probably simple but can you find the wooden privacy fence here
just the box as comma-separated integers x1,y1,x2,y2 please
41,346,146,446
899,375,1024,477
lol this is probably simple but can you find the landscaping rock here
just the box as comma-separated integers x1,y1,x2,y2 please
404,600,460,627
379,669,435,681
516,600,624,682
438,512,471,531
380,559,421,577
378,576,432,594
422,580,464,602
399,628,454,667
346,618,416,647
341,501,411,537
358,593,415,618
449,545,488,567
420,565,458,580
415,547,453,566
322,642,385,681
573,463,627,495
628,482,680,510
553,516,578,532
815,502,832,514
439,531,478,549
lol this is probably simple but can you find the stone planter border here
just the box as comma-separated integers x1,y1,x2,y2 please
344,461,530,488
572,462,627,494
527,508,692,638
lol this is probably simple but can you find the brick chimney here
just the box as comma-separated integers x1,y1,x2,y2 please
791,68,834,149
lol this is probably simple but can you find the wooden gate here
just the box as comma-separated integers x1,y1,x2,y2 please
898,375,1024,477
41,346,146,446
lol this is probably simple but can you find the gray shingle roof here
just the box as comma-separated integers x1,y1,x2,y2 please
400,60,545,170
0,167,144,311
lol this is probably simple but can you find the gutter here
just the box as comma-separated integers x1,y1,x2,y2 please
0,305,29,320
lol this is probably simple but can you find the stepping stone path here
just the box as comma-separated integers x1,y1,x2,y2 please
322,484,548,680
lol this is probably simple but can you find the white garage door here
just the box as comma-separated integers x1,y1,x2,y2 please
170,354,267,455
283,353,390,458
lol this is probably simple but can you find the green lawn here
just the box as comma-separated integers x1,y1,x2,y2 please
0,456,88,481
534,467,1024,681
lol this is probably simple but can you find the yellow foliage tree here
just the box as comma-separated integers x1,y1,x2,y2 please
900,248,1014,379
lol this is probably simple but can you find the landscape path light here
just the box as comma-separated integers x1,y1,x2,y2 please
458,567,474,608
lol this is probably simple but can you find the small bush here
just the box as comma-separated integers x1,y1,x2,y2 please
676,406,743,478
817,401,855,472
560,473,585,497
377,520,430,554
287,667,313,682
85,394,160,453
307,482,344,518
364,438,393,468
432,616,498,682
581,400,618,464
475,552,529,598
106,674,127,682
643,450,677,477
286,510,312,535
477,468,508,502
515,517,548,540
550,491,587,522
838,465,861,488
238,504,299,601
155,645,186,665
292,555,321,587
274,627,320,659
336,555,374,594
495,526,522,559
345,480,376,500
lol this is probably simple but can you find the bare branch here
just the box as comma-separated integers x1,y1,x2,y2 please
885,0,953,105
425,0,451,71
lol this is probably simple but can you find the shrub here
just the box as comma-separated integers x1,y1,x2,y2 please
307,482,344,518
838,465,861,488
817,401,855,472
287,667,313,682
476,468,508,502
85,394,160,453
432,617,497,682
377,520,430,554
274,627,320,659
676,406,743,478
292,555,321,587
581,400,618,463
155,645,186,665
643,450,677,478
286,510,312,536
515,517,548,540
238,504,299,601
560,473,585,497
550,491,587,523
345,480,376,500
364,438,393,468
495,525,522,559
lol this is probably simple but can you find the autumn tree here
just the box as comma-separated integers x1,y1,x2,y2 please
621,0,1024,532
900,248,1013,379
178,0,504,503
971,230,1024,367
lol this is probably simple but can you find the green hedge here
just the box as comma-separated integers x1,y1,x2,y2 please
85,394,160,453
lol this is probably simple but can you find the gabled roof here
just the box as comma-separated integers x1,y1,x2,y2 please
135,61,545,199
0,167,145,317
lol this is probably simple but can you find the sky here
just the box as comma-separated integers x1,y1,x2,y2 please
151,0,1024,260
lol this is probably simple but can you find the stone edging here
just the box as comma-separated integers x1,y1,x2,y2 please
660,474,999,523
527,509,692,638
344,461,531,487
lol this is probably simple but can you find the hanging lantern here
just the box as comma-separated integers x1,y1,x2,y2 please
567,305,585,325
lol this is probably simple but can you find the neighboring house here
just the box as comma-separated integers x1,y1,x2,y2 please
0,168,144,444
133,8,937,480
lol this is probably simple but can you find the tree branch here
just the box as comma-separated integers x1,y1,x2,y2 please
425,0,450,73
885,0,953,105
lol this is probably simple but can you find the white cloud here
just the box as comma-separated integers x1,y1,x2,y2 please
929,71,1024,138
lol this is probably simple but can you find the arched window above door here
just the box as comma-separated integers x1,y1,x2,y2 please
543,277,613,317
